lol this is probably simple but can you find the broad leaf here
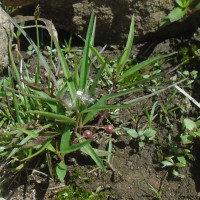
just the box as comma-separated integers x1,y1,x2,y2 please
184,118,197,131
56,161,67,181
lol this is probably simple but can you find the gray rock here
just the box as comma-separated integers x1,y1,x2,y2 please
3,0,175,44
0,6,12,68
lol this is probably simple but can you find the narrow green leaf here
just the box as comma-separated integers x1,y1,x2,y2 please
21,140,52,161
120,54,169,81
76,134,105,171
14,163,24,172
79,13,96,90
82,104,129,114
7,148,19,160
89,62,106,96
60,127,71,156
107,137,112,164
94,148,111,157
4,86,57,103
116,15,134,77
3,9,57,85
15,128,39,138
56,81,69,100
29,90,64,114
46,143,56,153
124,79,186,104
18,136,32,146
83,88,142,124
53,39,77,104
176,0,185,7
90,45,112,77
150,101,158,124
60,140,90,155
26,110,76,124
9,70,21,123
8,41,23,91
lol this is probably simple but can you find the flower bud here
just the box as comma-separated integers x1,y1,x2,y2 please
104,125,114,134
82,130,93,139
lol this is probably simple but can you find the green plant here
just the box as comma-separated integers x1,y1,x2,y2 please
0,9,184,185
160,0,200,27
159,91,180,129
161,118,199,178
181,118,200,144
124,127,156,148
1,13,110,183
161,155,187,178
148,183,163,200
53,185,106,200
145,101,158,129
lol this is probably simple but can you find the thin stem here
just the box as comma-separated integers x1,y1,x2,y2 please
35,19,40,84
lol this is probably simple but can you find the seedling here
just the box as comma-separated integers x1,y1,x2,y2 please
124,127,156,148
161,156,186,178
161,118,199,178
160,0,200,27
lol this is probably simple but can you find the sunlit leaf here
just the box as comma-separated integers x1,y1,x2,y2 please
184,118,197,131
161,160,173,167
56,161,67,181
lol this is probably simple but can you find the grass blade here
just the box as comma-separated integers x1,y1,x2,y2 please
21,140,52,161
116,15,134,77
89,62,106,96
120,53,176,81
79,13,96,91
76,133,106,171
27,110,76,124
107,137,112,164
15,127,39,138
53,38,77,104
82,104,129,113
4,86,57,103
90,45,112,77
60,140,90,155
8,70,21,123
83,88,142,124
2,9,57,85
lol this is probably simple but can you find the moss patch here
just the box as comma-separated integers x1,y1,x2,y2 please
53,185,106,200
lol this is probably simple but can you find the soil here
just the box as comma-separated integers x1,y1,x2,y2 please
1,32,200,200
2,129,200,200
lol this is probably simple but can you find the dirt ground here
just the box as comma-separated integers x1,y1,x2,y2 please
2,89,200,200
2,130,200,200
1,31,200,200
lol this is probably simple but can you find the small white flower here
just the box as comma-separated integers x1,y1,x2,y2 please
0,147,6,152
76,90,84,97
